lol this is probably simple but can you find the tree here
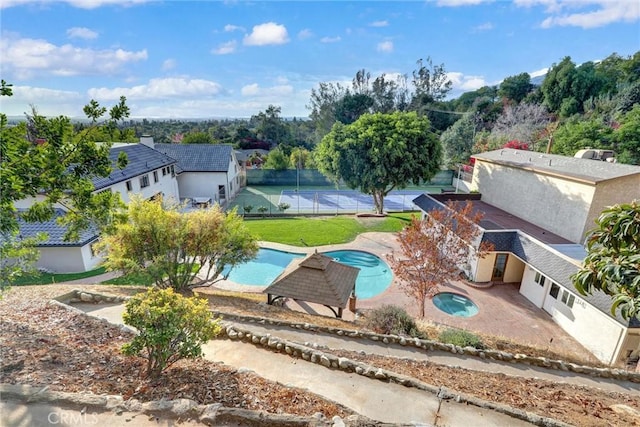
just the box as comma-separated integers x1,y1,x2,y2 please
122,288,222,378
182,131,213,144
1,82,130,289
499,73,533,104
542,57,577,115
551,117,613,157
315,112,441,214
613,105,640,165
99,197,258,291
572,201,640,320
411,57,452,105
252,105,290,146
290,147,315,169
387,202,491,318
334,91,374,124
440,114,475,168
307,81,345,144
489,103,551,150
263,147,290,170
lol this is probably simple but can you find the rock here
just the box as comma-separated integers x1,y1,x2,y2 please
251,336,260,344
332,415,346,427
399,337,407,346
319,355,331,368
170,398,198,416
79,292,93,302
338,358,352,370
199,403,223,424
610,404,640,420
355,366,364,375
227,330,238,339
374,369,387,380
142,399,173,412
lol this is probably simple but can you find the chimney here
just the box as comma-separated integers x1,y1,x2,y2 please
140,134,154,149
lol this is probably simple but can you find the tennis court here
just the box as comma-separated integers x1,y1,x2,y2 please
278,189,426,213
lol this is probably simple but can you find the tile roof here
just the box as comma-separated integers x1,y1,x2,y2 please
264,251,359,309
472,149,640,183
93,144,177,191
15,209,99,247
155,144,234,173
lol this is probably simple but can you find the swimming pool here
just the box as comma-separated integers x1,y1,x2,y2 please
432,292,479,317
224,248,392,298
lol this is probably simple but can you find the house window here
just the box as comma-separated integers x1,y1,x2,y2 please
170,165,175,177
549,283,560,299
561,290,575,308
534,272,546,286
140,174,150,188
153,171,159,183
125,180,133,191
162,167,167,176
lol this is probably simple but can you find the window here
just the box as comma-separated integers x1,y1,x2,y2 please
534,272,546,286
153,171,159,183
162,167,167,176
170,165,175,177
125,180,133,191
549,283,560,299
140,174,150,188
561,290,575,308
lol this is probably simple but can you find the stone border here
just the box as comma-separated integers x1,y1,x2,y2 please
220,323,573,427
213,311,640,383
0,384,388,427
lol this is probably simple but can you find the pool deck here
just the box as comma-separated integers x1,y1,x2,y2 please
209,232,600,364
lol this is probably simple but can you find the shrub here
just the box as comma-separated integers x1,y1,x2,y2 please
243,204,254,214
277,202,290,212
122,288,222,378
257,206,268,216
438,328,484,349
364,305,427,339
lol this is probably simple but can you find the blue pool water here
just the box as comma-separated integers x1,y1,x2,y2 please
432,292,479,317
224,248,392,299
322,250,392,299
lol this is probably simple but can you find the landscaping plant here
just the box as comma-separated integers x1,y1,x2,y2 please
364,305,427,338
122,288,222,378
439,328,485,349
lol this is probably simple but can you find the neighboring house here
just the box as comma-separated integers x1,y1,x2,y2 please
154,142,242,205
13,141,180,274
414,149,640,365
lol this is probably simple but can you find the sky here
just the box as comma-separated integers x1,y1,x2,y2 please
1,0,639,119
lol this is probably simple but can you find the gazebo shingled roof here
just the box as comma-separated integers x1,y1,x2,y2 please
263,251,360,318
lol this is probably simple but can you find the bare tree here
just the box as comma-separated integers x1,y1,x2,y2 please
490,103,551,149
387,202,492,318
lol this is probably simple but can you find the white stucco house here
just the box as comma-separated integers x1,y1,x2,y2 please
13,137,242,274
414,149,640,365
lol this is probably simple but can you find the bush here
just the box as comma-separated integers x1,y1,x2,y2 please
122,288,222,378
364,305,427,339
243,204,254,214
277,202,290,212
257,206,268,216
438,328,484,349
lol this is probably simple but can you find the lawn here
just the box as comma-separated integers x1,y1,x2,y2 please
13,267,107,286
242,213,416,246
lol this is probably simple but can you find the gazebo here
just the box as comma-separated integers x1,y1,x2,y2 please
263,250,360,318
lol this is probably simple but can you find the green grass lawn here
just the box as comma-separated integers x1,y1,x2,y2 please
243,213,417,246
13,267,107,286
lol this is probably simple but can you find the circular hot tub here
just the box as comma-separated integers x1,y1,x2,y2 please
432,292,479,317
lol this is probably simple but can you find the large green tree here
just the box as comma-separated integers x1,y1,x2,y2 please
440,114,475,168
99,197,258,291
315,112,441,214
498,72,533,104
1,81,130,289
572,201,640,321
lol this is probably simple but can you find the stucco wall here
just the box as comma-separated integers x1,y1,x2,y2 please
473,161,596,243
583,174,640,243
519,266,547,307
546,291,625,364
36,245,100,273
110,167,180,204
177,172,229,202
475,254,495,282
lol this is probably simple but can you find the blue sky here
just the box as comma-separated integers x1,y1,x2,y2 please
1,0,638,119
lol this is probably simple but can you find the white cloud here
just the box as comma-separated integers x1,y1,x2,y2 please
88,77,224,101
530,67,549,78
369,20,389,27
212,40,237,55
447,72,488,91
320,36,341,43
224,24,245,32
0,85,84,116
473,22,494,31
66,27,98,39
1,0,150,9
516,0,640,29
161,58,176,71
377,41,394,53
240,83,294,97
297,29,313,40
0,35,147,79
243,22,289,46
436,0,493,6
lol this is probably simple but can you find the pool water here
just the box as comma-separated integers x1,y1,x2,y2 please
322,250,392,299
222,249,304,286
432,292,479,317
224,248,392,299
